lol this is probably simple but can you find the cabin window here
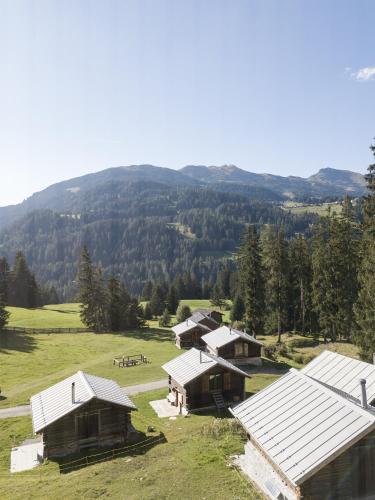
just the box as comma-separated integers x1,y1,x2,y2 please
209,373,223,392
77,413,99,439
235,342,248,357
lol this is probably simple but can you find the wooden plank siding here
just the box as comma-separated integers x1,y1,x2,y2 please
216,339,261,360
300,430,375,499
42,399,132,458
176,326,207,349
168,366,245,412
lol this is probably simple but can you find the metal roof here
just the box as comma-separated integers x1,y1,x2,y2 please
162,347,250,387
171,319,210,336
201,325,263,350
302,350,375,404
231,368,375,486
31,371,136,434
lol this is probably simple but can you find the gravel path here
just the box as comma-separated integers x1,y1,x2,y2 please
0,379,168,419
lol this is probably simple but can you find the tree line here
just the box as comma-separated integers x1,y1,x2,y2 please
0,251,59,329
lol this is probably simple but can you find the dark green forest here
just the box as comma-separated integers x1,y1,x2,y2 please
0,182,317,300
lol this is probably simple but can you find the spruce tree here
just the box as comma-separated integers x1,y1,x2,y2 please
230,294,245,323
288,235,312,333
9,252,32,307
143,302,153,320
141,281,153,301
107,277,123,331
0,257,10,330
150,283,165,317
238,225,265,337
355,139,375,359
176,304,191,323
166,285,179,314
77,246,107,331
210,284,226,310
159,307,171,327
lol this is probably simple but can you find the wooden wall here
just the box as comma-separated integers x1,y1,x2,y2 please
42,399,132,458
300,430,375,499
168,366,245,411
176,327,206,349
217,339,261,359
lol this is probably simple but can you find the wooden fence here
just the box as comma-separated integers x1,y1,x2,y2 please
2,327,90,334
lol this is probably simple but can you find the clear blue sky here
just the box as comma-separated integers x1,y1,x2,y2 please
0,0,374,206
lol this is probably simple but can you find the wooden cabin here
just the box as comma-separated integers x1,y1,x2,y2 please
202,326,262,366
191,309,223,329
162,347,249,413
31,371,137,458
231,352,375,500
172,319,211,349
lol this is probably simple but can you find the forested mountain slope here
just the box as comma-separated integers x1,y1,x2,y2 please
0,164,365,230
0,181,317,300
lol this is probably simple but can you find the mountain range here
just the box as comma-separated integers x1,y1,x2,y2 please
0,164,366,230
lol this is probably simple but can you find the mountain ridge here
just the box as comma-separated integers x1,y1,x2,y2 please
0,164,366,230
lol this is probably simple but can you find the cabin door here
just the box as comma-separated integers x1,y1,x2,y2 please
209,374,224,392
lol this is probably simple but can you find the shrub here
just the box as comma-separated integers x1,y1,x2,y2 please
176,304,191,323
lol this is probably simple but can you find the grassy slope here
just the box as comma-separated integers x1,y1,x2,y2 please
6,303,84,328
0,389,264,500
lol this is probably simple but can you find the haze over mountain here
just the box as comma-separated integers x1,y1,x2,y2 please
0,164,366,230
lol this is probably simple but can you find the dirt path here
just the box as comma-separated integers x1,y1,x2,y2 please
0,378,168,419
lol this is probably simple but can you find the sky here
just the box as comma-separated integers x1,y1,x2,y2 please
0,0,374,206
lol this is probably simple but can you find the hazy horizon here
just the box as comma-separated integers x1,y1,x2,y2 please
1,0,374,205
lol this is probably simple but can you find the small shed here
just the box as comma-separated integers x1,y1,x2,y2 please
31,371,137,458
172,319,211,349
201,326,263,366
162,347,249,413
231,360,375,500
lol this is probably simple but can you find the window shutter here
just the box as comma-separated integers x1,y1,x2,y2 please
224,372,231,390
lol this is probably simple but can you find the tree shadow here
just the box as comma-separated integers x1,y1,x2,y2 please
36,308,78,315
54,431,167,474
0,330,37,354
118,328,175,343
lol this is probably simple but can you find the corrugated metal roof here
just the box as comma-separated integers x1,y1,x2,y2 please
171,319,210,336
302,350,375,404
201,325,263,350
231,368,375,486
31,371,136,434
162,347,250,386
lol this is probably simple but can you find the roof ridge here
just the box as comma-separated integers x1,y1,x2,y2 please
78,370,96,399
291,368,375,421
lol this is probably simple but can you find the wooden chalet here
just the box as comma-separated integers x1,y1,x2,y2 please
201,326,262,366
172,318,211,349
191,309,223,328
31,371,137,458
231,351,375,500
162,347,249,413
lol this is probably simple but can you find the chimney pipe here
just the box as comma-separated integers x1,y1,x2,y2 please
72,382,75,404
360,379,367,409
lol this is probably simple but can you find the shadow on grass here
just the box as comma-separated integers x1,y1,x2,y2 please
0,330,37,354
37,307,79,315
119,328,174,343
55,431,166,474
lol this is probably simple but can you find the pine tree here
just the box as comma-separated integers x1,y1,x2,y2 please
230,294,245,322
0,257,10,330
8,252,32,307
176,304,191,323
159,308,171,327
262,227,289,342
107,277,123,331
238,225,265,337
166,285,179,314
217,265,231,299
355,139,375,359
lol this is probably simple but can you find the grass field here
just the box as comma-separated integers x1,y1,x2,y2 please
282,200,343,216
6,303,84,329
0,389,263,500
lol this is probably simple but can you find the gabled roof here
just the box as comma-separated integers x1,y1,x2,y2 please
31,371,136,434
201,325,263,350
231,368,375,486
171,319,211,336
189,311,218,325
301,350,375,404
194,308,223,317
162,347,250,387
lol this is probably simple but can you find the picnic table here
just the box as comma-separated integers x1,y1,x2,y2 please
113,354,149,368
